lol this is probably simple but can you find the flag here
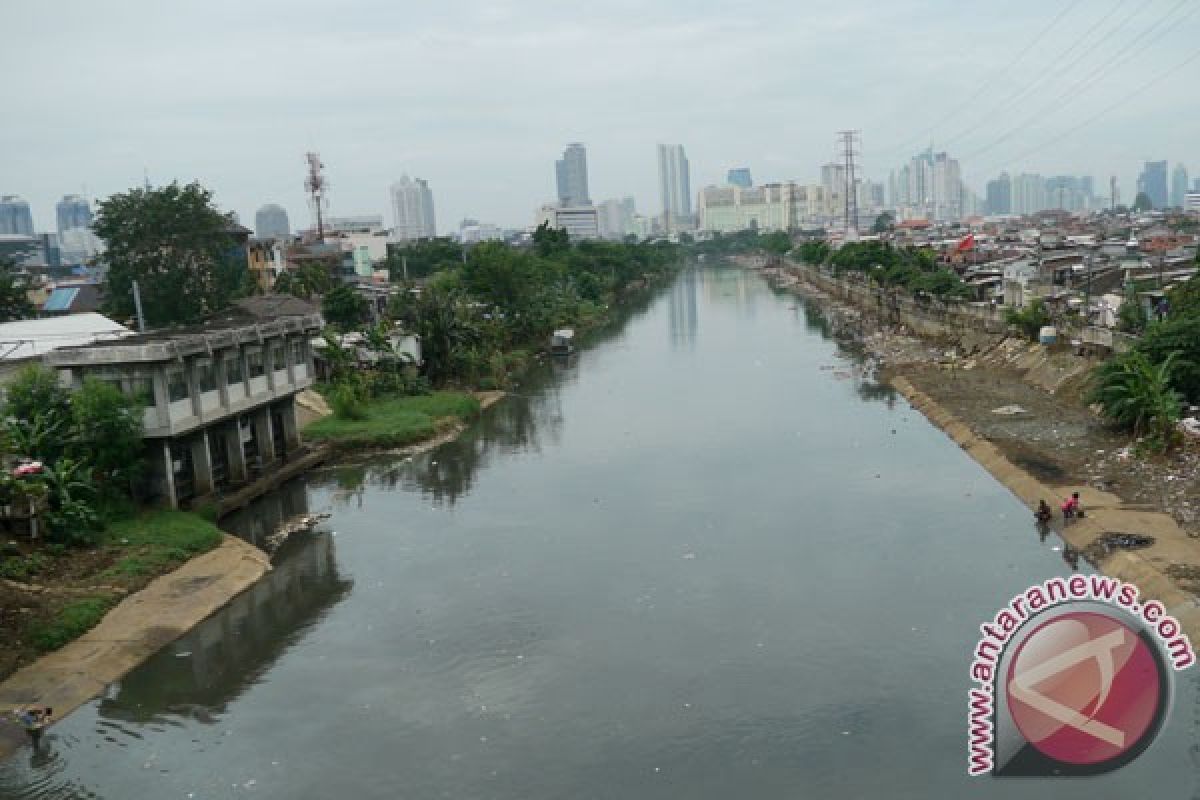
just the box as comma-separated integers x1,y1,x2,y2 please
956,233,976,252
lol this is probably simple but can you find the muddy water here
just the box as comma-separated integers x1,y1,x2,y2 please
2,267,1198,799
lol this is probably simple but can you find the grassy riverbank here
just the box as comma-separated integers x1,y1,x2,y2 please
0,510,223,679
304,390,482,450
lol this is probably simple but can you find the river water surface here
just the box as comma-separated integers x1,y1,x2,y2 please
3,267,1198,798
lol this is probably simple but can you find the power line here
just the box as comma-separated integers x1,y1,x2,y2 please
870,0,1085,159
972,45,1200,179
937,0,1139,152
961,0,1195,166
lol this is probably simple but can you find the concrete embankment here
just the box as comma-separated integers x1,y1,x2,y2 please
0,536,271,760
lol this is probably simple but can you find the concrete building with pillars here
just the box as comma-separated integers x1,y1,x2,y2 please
45,296,323,509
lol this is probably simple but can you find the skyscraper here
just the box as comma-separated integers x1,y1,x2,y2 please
555,144,591,207
985,172,1012,215
1012,174,1046,215
1170,164,1190,208
0,196,34,235
657,144,692,229
1137,161,1168,209
726,168,753,189
390,176,437,240
55,195,91,235
255,204,291,240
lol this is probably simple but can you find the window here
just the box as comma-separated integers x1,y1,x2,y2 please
131,375,156,407
167,368,189,403
196,360,217,393
225,353,244,385
291,339,306,367
271,343,286,372
247,349,265,378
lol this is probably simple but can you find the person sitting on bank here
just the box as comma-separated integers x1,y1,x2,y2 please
1035,500,1053,524
15,706,52,741
1061,492,1083,521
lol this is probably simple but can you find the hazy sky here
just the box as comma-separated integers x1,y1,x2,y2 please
4,0,1197,234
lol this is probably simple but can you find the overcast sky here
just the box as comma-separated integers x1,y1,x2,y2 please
4,0,1197,234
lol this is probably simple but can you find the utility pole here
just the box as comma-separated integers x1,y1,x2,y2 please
131,280,147,333
838,130,860,237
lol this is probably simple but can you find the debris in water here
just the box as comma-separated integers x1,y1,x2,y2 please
681,552,696,560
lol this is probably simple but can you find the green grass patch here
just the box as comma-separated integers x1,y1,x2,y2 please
0,553,49,581
30,595,118,652
304,390,480,449
101,510,223,580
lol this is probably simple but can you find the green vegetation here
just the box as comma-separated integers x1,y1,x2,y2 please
872,211,895,234
813,240,970,299
29,596,118,652
1,366,145,545
95,182,250,326
385,238,465,281
322,284,371,330
103,509,224,578
1088,351,1185,452
1004,299,1051,341
274,262,334,299
305,391,481,450
795,240,831,265
0,552,48,581
1132,192,1154,212
0,256,34,321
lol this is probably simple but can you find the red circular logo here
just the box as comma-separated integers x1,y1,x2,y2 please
1006,611,1163,766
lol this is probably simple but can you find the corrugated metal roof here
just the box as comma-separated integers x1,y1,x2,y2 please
0,313,130,362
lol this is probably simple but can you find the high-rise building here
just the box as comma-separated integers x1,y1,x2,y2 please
726,168,753,189
597,196,636,240
255,203,290,240
1137,161,1168,209
1012,174,1046,216
657,144,692,230
56,195,91,236
390,176,437,240
555,143,591,207
0,196,34,235
985,172,1012,215
1170,164,1190,208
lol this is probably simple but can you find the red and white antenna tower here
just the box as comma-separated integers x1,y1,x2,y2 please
304,152,328,242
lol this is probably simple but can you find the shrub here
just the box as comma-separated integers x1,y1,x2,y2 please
1005,299,1050,341
1088,351,1186,451
329,382,368,420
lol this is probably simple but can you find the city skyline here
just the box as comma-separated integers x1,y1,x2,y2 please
3,1,1196,232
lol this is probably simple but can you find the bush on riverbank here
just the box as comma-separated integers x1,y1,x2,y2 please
304,391,481,450
1,509,224,675
815,241,971,299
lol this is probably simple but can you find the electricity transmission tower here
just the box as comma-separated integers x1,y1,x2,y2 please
838,130,860,236
304,152,328,242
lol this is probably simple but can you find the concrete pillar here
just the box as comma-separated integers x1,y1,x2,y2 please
190,430,215,497
161,440,178,510
223,421,248,484
281,396,300,451
253,406,275,466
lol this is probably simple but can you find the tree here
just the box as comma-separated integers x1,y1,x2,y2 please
274,263,334,299
69,378,144,499
2,366,73,462
1166,274,1200,318
1132,192,1154,212
322,285,371,330
95,182,246,327
385,238,464,281
872,211,895,234
760,231,792,256
1134,316,1200,401
0,257,33,321
796,240,831,265
532,222,570,257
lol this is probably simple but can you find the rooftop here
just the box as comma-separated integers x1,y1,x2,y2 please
0,313,130,362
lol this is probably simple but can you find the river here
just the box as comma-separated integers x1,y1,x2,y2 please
3,266,1198,798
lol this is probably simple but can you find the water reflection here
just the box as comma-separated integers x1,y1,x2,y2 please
96,531,351,724
220,478,311,551
667,267,698,349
